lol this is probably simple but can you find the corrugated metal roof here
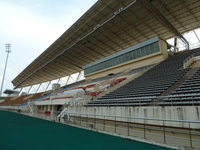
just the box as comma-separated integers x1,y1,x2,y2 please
12,0,200,88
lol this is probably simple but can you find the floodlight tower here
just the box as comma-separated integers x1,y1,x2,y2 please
0,44,11,96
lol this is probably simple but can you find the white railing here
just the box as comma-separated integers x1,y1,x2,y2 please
13,110,200,149
55,112,200,149
28,101,37,114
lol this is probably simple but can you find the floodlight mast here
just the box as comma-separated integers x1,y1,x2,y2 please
0,44,11,96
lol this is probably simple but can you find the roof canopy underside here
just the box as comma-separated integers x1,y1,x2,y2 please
12,0,200,88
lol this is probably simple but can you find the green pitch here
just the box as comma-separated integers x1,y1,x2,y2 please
0,110,174,150
0,97,4,100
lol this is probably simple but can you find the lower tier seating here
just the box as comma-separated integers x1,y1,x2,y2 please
0,92,44,106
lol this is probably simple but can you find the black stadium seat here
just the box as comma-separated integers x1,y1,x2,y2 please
86,48,200,107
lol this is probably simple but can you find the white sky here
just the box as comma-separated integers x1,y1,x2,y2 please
0,0,200,95
0,0,97,94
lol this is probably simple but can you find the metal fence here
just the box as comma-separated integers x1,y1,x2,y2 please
58,112,200,149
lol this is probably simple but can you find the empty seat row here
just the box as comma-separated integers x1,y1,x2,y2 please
86,49,199,106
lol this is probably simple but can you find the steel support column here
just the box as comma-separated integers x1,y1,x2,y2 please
27,85,33,94
76,72,81,82
35,83,42,93
65,75,71,85
174,37,178,52
19,88,23,96
139,0,189,49
193,30,200,43
56,78,61,84
45,81,51,91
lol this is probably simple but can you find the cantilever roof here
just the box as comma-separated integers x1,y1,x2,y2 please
12,0,200,88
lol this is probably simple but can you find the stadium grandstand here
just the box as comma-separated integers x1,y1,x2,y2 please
1,0,200,149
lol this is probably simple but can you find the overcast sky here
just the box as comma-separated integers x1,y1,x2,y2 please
0,0,97,94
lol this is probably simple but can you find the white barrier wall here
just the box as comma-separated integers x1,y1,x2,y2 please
68,106,200,128
0,105,29,112
35,98,72,105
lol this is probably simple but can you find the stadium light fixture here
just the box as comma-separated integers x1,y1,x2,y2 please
0,44,11,96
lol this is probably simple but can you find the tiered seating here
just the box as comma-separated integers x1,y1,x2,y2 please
62,80,86,90
110,77,127,86
87,51,193,106
0,95,27,106
193,49,200,57
20,65,149,105
0,92,44,106
0,97,13,105
3,48,200,107
32,75,120,104
158,67,200,106
89,74,117,83
85,96,156,106
14,75,116,105
84,77,128,97
127,64,155,75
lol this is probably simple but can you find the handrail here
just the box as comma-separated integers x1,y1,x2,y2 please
66,112,200,124
183,53,194,67
92,96,157,102
17,109,199,149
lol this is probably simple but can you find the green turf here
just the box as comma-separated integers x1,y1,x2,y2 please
0,97,5,100
0,110,174,150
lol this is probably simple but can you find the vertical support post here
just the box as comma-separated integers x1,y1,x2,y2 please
70,114,72,124
189,122,192,148
115,116,117,133
45,81,51,91
35,83,42,93
65,75,71,85
86,114,88,128
163,120,166,143
80,114,82,126
56,78,61,84
68,113,70,124
144,118,146,139
193,30,200,43
128,118,130,136
19,88,23,96
76,72,81,82
174,37,178,52
27,85,33,94
74,115,75,125
104,115,105,131
94,114,96,129
0,44,11,96
186,43,189,50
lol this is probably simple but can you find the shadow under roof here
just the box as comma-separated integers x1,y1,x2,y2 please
12,0,200,88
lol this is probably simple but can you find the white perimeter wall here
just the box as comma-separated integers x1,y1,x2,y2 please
68,106,200,129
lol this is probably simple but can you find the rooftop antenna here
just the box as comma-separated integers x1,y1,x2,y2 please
0,44,11,96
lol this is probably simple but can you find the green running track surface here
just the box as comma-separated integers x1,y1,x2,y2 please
0,110,174,150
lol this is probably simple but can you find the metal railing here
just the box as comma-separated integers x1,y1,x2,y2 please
183,53,195,68
178,42,200,51
56,112,200,149
6,108,200,149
